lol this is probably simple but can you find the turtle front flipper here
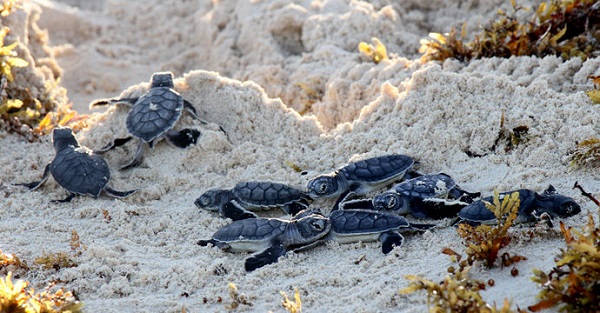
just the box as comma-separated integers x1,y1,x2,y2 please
448,186,480,204
338,198,374,210
121,140,145,170
164,128,201,148
51,192,76,203
89,97,138,109
332,190,356,211
94,137,133,154
104,187,137,198
183,100,200,120
244,243,287,272
221,200,258,221
15,163,51,190
379,231,404,254
282,200,310,216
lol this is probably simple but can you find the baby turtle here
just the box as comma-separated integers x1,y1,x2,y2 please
325,209,434,254
197,212,331,271
457,185,581,225
16,127,137,202
195,181,311,221
306,154,415,210
90,72,204,169
370,173,479,219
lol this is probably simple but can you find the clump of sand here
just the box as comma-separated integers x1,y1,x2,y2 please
1,0,599,312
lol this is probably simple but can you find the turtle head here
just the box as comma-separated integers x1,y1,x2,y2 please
288,213,331,245
194,189,225,211
52,127,79,151
373,191,406,213
306,175,339,198
150,72,175,88
535,193,581,219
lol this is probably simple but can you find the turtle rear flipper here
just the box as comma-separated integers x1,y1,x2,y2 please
379,231,404,254
94,137,133,154
15,163,50,190
51,192,76,203
221,200,258,221
120,140,145,170
104,187,137,198
244,243,286,272
409,222,437,231
164,128,201,148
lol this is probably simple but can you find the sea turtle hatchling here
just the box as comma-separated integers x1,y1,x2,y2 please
369,173,480,219
90,72,210,169
324,209,434,254
15,127,137,202
457,185,581,225
306,154,415,210
195,181,311,221
197,211,331,271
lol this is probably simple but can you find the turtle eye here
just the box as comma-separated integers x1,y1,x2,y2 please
318,183,328,194
199,194,212,206
387,196,396,209
311,219,325,231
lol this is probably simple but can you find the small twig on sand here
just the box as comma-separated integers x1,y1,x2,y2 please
573,181,600,207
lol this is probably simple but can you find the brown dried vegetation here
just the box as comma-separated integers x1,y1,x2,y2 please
529,214,600,312
419,0,600,63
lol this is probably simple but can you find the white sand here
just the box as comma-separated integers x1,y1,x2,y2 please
1,0,599,312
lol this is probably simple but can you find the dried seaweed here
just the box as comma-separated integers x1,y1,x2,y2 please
401,266,516,313
33,231,85,271
529,214,600,312
0,1,86,141
0,272,83,313
569,138,600,167
419,0,600,63
358,37,388,64
0,249,28,277
224,282,252,311
280,287,302,313
456,191,526,268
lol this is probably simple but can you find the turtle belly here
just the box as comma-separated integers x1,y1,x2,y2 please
223,240,272,253
50,148,109,197
330,232,382,244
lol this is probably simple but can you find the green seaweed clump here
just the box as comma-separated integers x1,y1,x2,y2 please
401,266,516,313
529,214,600,312
0,272,83,313
419,0,600,63
457,191,526,268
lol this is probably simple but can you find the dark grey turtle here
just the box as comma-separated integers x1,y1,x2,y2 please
369,173,479,219
197,212,331,271
15,127,137,202
325,209,434,254
90,72,206,169
457,185,581,225
306,154,415,210
195,181,311,221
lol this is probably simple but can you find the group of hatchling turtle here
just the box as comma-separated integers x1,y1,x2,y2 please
15,72,582,272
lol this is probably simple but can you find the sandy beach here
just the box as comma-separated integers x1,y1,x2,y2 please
1,0,599,312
